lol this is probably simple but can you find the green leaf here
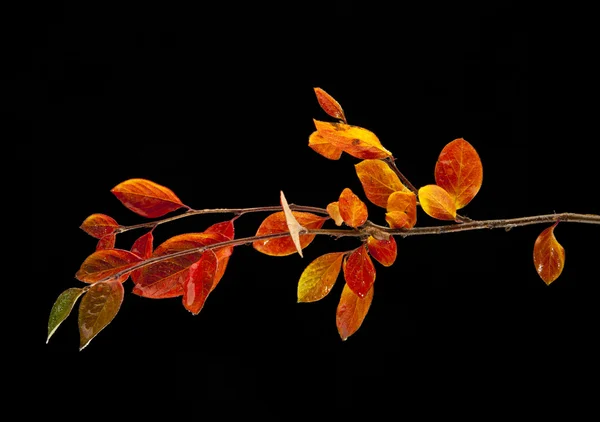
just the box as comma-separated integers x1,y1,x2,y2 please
78,281,124,351
47,287,86,344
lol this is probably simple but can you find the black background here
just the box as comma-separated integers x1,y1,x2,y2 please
27,1,598,405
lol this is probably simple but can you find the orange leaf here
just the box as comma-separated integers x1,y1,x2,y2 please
76,249,143,283
385,191,417,229
343,245,376,298
308,131,343,160
96,234,116,251
78,280,124,351
355,159,409,208
533,222,566,285
204,219,235,290
336,282,374,341
314,87,347,123
130,231,154,283
133,232,227,298
313,119,392,159
338,188,368,228
252,211,327,256
434,138,483,209
326,201,344,226
417,184,457,221
183,250,218,315
111,178,186,218
367,235,397,267
80,213,119,239
297,252,345,302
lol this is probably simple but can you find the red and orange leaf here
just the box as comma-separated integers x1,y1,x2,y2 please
336,282,374,341
111,178,186,218
417,184,457,221
96,234,116,251
434,138,483,209
355,159,409,208
204,219,235,290
252,211,327,256
130,231,154,284
75,249,143,284
80,213,119,239
314,87,347,123
78,280,124,351
183,250,218,315
367,235,397,267
385,191,417,229
313,119,392,160
338,188,368,228
308,131,344,160
133,232,227,298
533,222,566,285
297,252,345,303
204,219,235,240
326,201,344,226
343,245,376,298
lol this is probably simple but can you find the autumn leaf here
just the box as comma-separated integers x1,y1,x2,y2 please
78,280,124,351
133,232,227,298
314,87,347,123
313,119,392,160
434,138,483,209
183,250,218,315
367,235,397,267
47,287,86,344
76,249,143,283
336,282,374,341
343,245,376,298
253,211,327,256
385,191,417,229
355,159,409,207
297,252,345,303
204,219,235,290
417,184,457,221
111,178,186,218
338,188,368,228
308,131,343,160
96,234,116,250
280,191,307,257
533,222,566,285
326,201,344,226
130,231,154,283
80,213,119,239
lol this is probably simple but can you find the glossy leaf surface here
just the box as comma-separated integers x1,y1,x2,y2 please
96,234,116,251
253,211,327,256
343,245,376,298
434,138,483,209
80,213,119,239
204,219,235,289
76,249,143,283
367,235,397,267
326,201,344,226
313,119,392,159
355,159,408,207
297,252,345,302
78,280,124,351
533,222,566,285
308,132,344,160
417,184,457,221
130,231,154,283
338,188,368,228
111,178,186,218
47,287,86,344
385,191,417,229
336,282,374,341
314,87,346,122
183,250,218,315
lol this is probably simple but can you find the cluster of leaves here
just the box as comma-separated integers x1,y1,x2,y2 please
47,88,569,350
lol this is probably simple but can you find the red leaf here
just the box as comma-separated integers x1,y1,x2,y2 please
111,178,186,218
343,245,376,298
96,234,116,250
314,87,347,123
336,282,374,341
205,219,235,240
203,219,235,290
253,211,327,256
78,280,124,351
76,249,143,283
533,222,566,285
367,235,397,267
80,214,119,239
182,250,218,315
130,231,154,283
338,188,368,228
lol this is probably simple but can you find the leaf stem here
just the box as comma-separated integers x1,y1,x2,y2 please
384,156,418,194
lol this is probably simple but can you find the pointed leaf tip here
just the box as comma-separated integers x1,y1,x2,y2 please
280,191,306,257
533,222,565,285
111,178,186,218
47,288,86,344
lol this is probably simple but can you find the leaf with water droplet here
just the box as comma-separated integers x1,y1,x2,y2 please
80,213,119,239
343,245,376,298
338,187,368,228
533,222,565,285
298,252,345,302
314,87,347,122
336,282,374,341
367,235,397,267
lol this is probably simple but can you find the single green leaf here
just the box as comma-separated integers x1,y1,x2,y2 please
78,281,124,351
47,287,86,344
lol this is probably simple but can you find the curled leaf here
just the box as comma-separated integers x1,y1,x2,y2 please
314,87,347,122
80,214,119,239
533,222,566,285
183,250,218,315
111,178,186,218
47,287,86,344
280,191,307,257
336,282,374,341
338,188,368,228
385,191,417,229
343,245,376,298
367,235,397,267
313,119,392,160
355,159,409,208
78,280,124,351
434,138,483,209
298,252,345,303
326,202,344,226
308,131,344,160
417,184,457,221
75,249,143,283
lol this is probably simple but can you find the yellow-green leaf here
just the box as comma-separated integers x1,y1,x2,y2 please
47,287,86,344
298,252,345,302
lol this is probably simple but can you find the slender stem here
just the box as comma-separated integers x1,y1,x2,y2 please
384,156,418,194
